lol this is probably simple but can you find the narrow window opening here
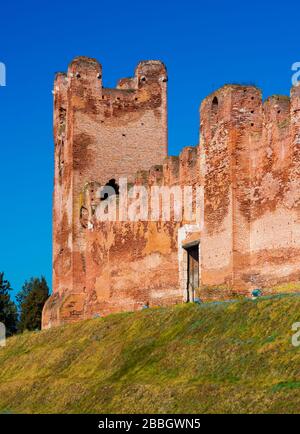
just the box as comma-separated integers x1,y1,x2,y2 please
212,96,219,116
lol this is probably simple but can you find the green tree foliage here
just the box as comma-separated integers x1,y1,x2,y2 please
0,272,18,336
16,277,49,332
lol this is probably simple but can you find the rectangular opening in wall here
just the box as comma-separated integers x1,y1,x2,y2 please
186,244,199,302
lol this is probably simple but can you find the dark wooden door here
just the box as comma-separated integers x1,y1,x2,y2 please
187,245,199,302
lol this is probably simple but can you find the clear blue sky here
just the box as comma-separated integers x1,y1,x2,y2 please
0,0,299,297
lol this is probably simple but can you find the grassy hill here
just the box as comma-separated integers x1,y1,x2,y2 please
1,294,300,413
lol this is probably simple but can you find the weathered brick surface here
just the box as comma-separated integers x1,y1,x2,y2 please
42,57,300,329
199,85,300,291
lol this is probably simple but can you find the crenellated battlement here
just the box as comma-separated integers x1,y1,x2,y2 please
54,57,167,120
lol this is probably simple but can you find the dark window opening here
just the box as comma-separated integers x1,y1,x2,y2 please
211,96,218,116
100,178,119,201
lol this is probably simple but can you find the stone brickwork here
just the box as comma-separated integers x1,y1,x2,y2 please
200,85,300,291
42,56,300,328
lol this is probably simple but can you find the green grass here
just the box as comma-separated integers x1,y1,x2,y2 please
265,281,300,294
1,294,300,413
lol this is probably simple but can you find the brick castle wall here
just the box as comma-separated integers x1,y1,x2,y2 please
42,56,300,328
